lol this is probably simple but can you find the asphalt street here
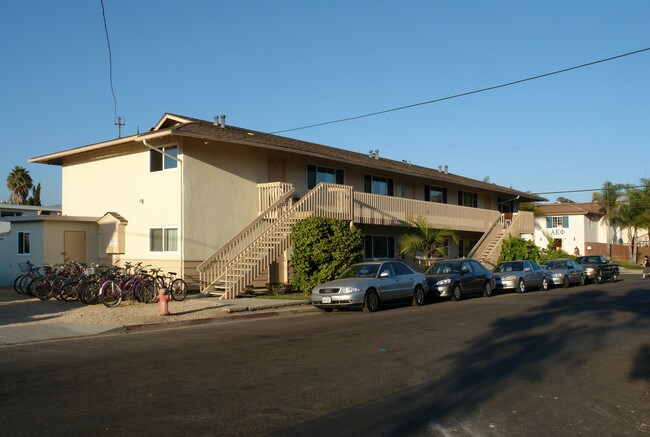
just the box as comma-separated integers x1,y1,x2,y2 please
1,276,649,436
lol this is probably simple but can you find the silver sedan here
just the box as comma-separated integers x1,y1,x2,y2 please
311,261,428,312
493,260,550,293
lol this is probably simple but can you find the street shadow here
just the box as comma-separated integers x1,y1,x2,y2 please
630,344,650,380
273,286,650,436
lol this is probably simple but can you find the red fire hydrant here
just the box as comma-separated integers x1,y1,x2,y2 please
155,289,171,316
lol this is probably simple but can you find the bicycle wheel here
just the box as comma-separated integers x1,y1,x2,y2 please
31,277,52,301
170,278,188,301
137,278,157,303
80,281,101,305
100,281,122,307
61,281,80,301
51,277,65,300
14,275,26,294
19,275,34,295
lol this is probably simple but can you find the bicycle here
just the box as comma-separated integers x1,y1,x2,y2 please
149,267,188,301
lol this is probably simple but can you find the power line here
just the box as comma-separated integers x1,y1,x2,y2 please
100,0,125,137
271,48,650,134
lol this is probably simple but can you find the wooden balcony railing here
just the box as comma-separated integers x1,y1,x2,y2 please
353,192,501,232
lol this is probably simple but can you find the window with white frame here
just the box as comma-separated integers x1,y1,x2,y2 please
364,235,395,259
149,227,178,252
150,145,178,172
18,231,30,255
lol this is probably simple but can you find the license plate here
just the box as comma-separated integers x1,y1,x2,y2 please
322,296,332,304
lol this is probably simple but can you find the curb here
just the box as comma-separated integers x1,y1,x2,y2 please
122,304,318,334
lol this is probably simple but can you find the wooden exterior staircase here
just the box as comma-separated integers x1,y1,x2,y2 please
468,212,534,268
197,182,353,299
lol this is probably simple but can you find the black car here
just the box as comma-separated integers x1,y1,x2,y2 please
424,258,494,301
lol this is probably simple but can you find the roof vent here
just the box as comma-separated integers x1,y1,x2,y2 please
444,165,448,174
374,149,379,160
214,114,226,127
438,165,443,172
220,114,226,128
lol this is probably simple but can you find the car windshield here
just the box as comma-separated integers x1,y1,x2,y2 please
339,264,380,278
495,262,523,273
425,262,461,275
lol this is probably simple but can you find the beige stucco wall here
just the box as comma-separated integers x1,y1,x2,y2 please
182,138,264,261
62,140,181,264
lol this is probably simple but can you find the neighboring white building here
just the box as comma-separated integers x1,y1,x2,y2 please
0,204,61,218
533,203,623,255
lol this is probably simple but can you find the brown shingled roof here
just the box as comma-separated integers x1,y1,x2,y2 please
31,113,546,202
170,119,546,202
537,202,604,216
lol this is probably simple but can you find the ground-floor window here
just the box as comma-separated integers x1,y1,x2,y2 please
17,231,30,255
458,239,477,258
149,226,178,252
364,235,395,259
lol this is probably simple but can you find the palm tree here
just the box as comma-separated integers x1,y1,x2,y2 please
6,166,33,205
399,216,459,267
592,181,622,258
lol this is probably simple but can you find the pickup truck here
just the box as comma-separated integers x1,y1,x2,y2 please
575,255,619,284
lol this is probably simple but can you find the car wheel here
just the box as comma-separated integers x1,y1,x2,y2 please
580,274,586,286
362,289,380,313
451,283,463,301
611,271,618,282
517,278,526,293
563,276,570,288
541,276,549,291
411,285,425,306
483,281,493,297
596,270,603,284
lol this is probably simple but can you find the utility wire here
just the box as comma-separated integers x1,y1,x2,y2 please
100,0,117,118
100,0,125,136
271,48,650,134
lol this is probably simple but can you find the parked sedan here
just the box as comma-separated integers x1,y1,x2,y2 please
493,260,549,293
424,258,494,301
542,259,585,287
310,261,428,313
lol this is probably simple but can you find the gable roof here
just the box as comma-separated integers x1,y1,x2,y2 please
536,202,604,216
30,113,546,202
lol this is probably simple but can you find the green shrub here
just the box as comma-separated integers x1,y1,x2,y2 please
291,217,363,293
498,237,542,263
266,282,294,296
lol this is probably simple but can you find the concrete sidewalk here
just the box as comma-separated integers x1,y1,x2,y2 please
0,291,316,346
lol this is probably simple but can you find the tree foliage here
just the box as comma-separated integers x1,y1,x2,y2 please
556,196,575,203
592,181,623,245
291,217,363,293
27,182,42,206
398,216,458,266
6,166,33,205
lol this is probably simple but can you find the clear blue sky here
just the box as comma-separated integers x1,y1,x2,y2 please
1,1,648,206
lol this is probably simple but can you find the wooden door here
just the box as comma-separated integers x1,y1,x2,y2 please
64,231,86,263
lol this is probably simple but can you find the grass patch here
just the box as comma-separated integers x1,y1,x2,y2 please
616,260,643,270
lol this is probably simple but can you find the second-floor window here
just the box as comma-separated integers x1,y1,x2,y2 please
150,146,178,172
546,216,569,228
307,165,344,189
364,174,394,196
458,190,478,208
425,185,447,203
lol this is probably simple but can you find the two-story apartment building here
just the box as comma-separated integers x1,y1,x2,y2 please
21,113,544,296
